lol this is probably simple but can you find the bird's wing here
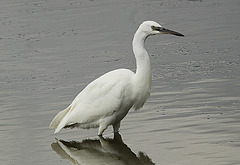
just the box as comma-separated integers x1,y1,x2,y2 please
56,69,134,131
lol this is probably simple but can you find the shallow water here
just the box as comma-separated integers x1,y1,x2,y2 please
0,0,240,164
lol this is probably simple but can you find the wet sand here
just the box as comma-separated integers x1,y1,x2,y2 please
0,0,239,164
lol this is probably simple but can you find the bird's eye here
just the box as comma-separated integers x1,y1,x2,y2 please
151,26,156,31
151,26,162,32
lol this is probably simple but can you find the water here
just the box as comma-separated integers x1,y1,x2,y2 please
0,0,239,164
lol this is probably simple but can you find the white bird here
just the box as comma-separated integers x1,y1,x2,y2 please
49,21,184,136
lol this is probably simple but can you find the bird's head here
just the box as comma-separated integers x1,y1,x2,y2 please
138,21,184,37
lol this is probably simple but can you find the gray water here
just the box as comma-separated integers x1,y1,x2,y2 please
0,0,239,164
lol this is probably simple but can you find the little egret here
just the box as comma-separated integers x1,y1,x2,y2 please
49,21,184,136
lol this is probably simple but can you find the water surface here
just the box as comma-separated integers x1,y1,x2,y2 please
0,0,239,164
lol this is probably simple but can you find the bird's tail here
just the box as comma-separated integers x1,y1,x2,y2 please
49,106,71,132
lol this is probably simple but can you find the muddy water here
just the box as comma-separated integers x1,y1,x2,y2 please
0,0,239,164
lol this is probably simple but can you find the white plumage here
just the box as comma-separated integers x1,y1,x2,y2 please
49,21,184,135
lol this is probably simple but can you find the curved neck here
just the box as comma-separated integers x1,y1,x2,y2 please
132,30,152,83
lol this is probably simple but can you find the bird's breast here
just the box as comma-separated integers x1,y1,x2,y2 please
131,75,152,110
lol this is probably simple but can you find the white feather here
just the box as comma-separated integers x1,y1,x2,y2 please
49,20,184,135
54,69,135,134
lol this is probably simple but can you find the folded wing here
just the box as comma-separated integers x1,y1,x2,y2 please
50,69,134,134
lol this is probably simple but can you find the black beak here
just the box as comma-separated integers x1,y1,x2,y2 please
152,26,184,37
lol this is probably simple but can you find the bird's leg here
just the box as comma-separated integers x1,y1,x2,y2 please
113,121,121,133
98,124,108,136
113,132,123,142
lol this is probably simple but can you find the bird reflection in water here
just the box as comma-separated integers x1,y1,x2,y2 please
51,133,155,165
